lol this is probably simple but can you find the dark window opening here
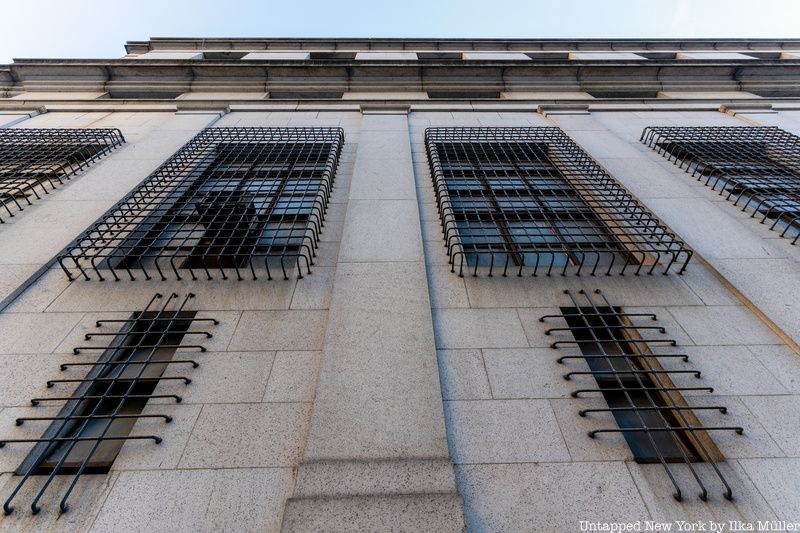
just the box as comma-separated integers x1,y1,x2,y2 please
112,142,329,271
1,293,218,516
585,90,660,99
58,128,344,281
108,91,184,100
542,289,743,501
524,52,570,60
202,51,249,60
561,306,700,463
269,91,344,100
426,91,502,100
749,88,800,97
643,126,800,245
308,52,357,60
426,127,692,277
31,310,195,475
737,51,781,60
0,129,125,222
636,52,679,60
416,52,463,61
0,143,105,198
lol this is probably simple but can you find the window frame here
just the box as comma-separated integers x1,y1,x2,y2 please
2,293,218,516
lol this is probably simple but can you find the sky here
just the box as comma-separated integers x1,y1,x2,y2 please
1,0,799,63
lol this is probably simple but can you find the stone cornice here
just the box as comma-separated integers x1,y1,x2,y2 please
4,100,800,115
124,37,800,53
3,59,800,98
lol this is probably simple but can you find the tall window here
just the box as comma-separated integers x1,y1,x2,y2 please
0,128,125,222
426,127,692,277
58,128,344,281
1,293,218,516
642,126,800,245
542,289,743,502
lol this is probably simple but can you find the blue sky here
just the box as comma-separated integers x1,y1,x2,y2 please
1,0,799,63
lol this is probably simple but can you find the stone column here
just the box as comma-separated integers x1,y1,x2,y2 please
281,110,464,532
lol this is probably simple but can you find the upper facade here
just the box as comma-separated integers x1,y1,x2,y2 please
4,38,800,101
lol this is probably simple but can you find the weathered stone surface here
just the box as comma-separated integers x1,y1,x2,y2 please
91,468,293,533
228,310,328,351
178,403,311,468
281,493,465,533
437,349,492,400
433,308,529,349
457,462,648,532
292,459,458,498
444,399,570,464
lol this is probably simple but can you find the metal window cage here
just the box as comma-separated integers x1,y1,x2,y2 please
541,289,743,502
1,293,218,516
0,128,125,222
57,127,344,281
641,126,800,245
425,127,693,277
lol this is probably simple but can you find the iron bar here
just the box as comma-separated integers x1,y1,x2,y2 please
425,127,693,277
541,289,743,501
57,127,344,281
1,293,217,516
642,126,800,245
0,128,125,222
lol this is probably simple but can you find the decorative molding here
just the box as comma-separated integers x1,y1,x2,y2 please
537,104,590,116
719,102,777,115
360,104,411,115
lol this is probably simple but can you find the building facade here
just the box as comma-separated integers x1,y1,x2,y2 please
0,38,799,532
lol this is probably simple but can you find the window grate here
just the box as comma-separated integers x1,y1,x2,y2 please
0,128,125,222
641,126,800,245
0,293,218,516
541,289,743,502
425,127,692,277
57,127,344,281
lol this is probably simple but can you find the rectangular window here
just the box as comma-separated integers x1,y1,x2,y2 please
542,289,743,502
0,128,125,222
426,127,692,276
1,293,218,516
58,128,344,281
32,309,195,475
560,307,702,463
642,126,800,245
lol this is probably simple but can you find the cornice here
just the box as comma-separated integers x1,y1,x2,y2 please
3,59,800,98
124,37,800,54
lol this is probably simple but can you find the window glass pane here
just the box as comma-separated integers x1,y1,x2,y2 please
487,178,527,190
444,178,482,191
151,223,204,249
457,224,507,246
258,223,304,247
508,221,559,246
450,198,494,211
539,195,587,212
426,128,691,275
496,198,539,211
555,220,607,244
272,198,315,216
